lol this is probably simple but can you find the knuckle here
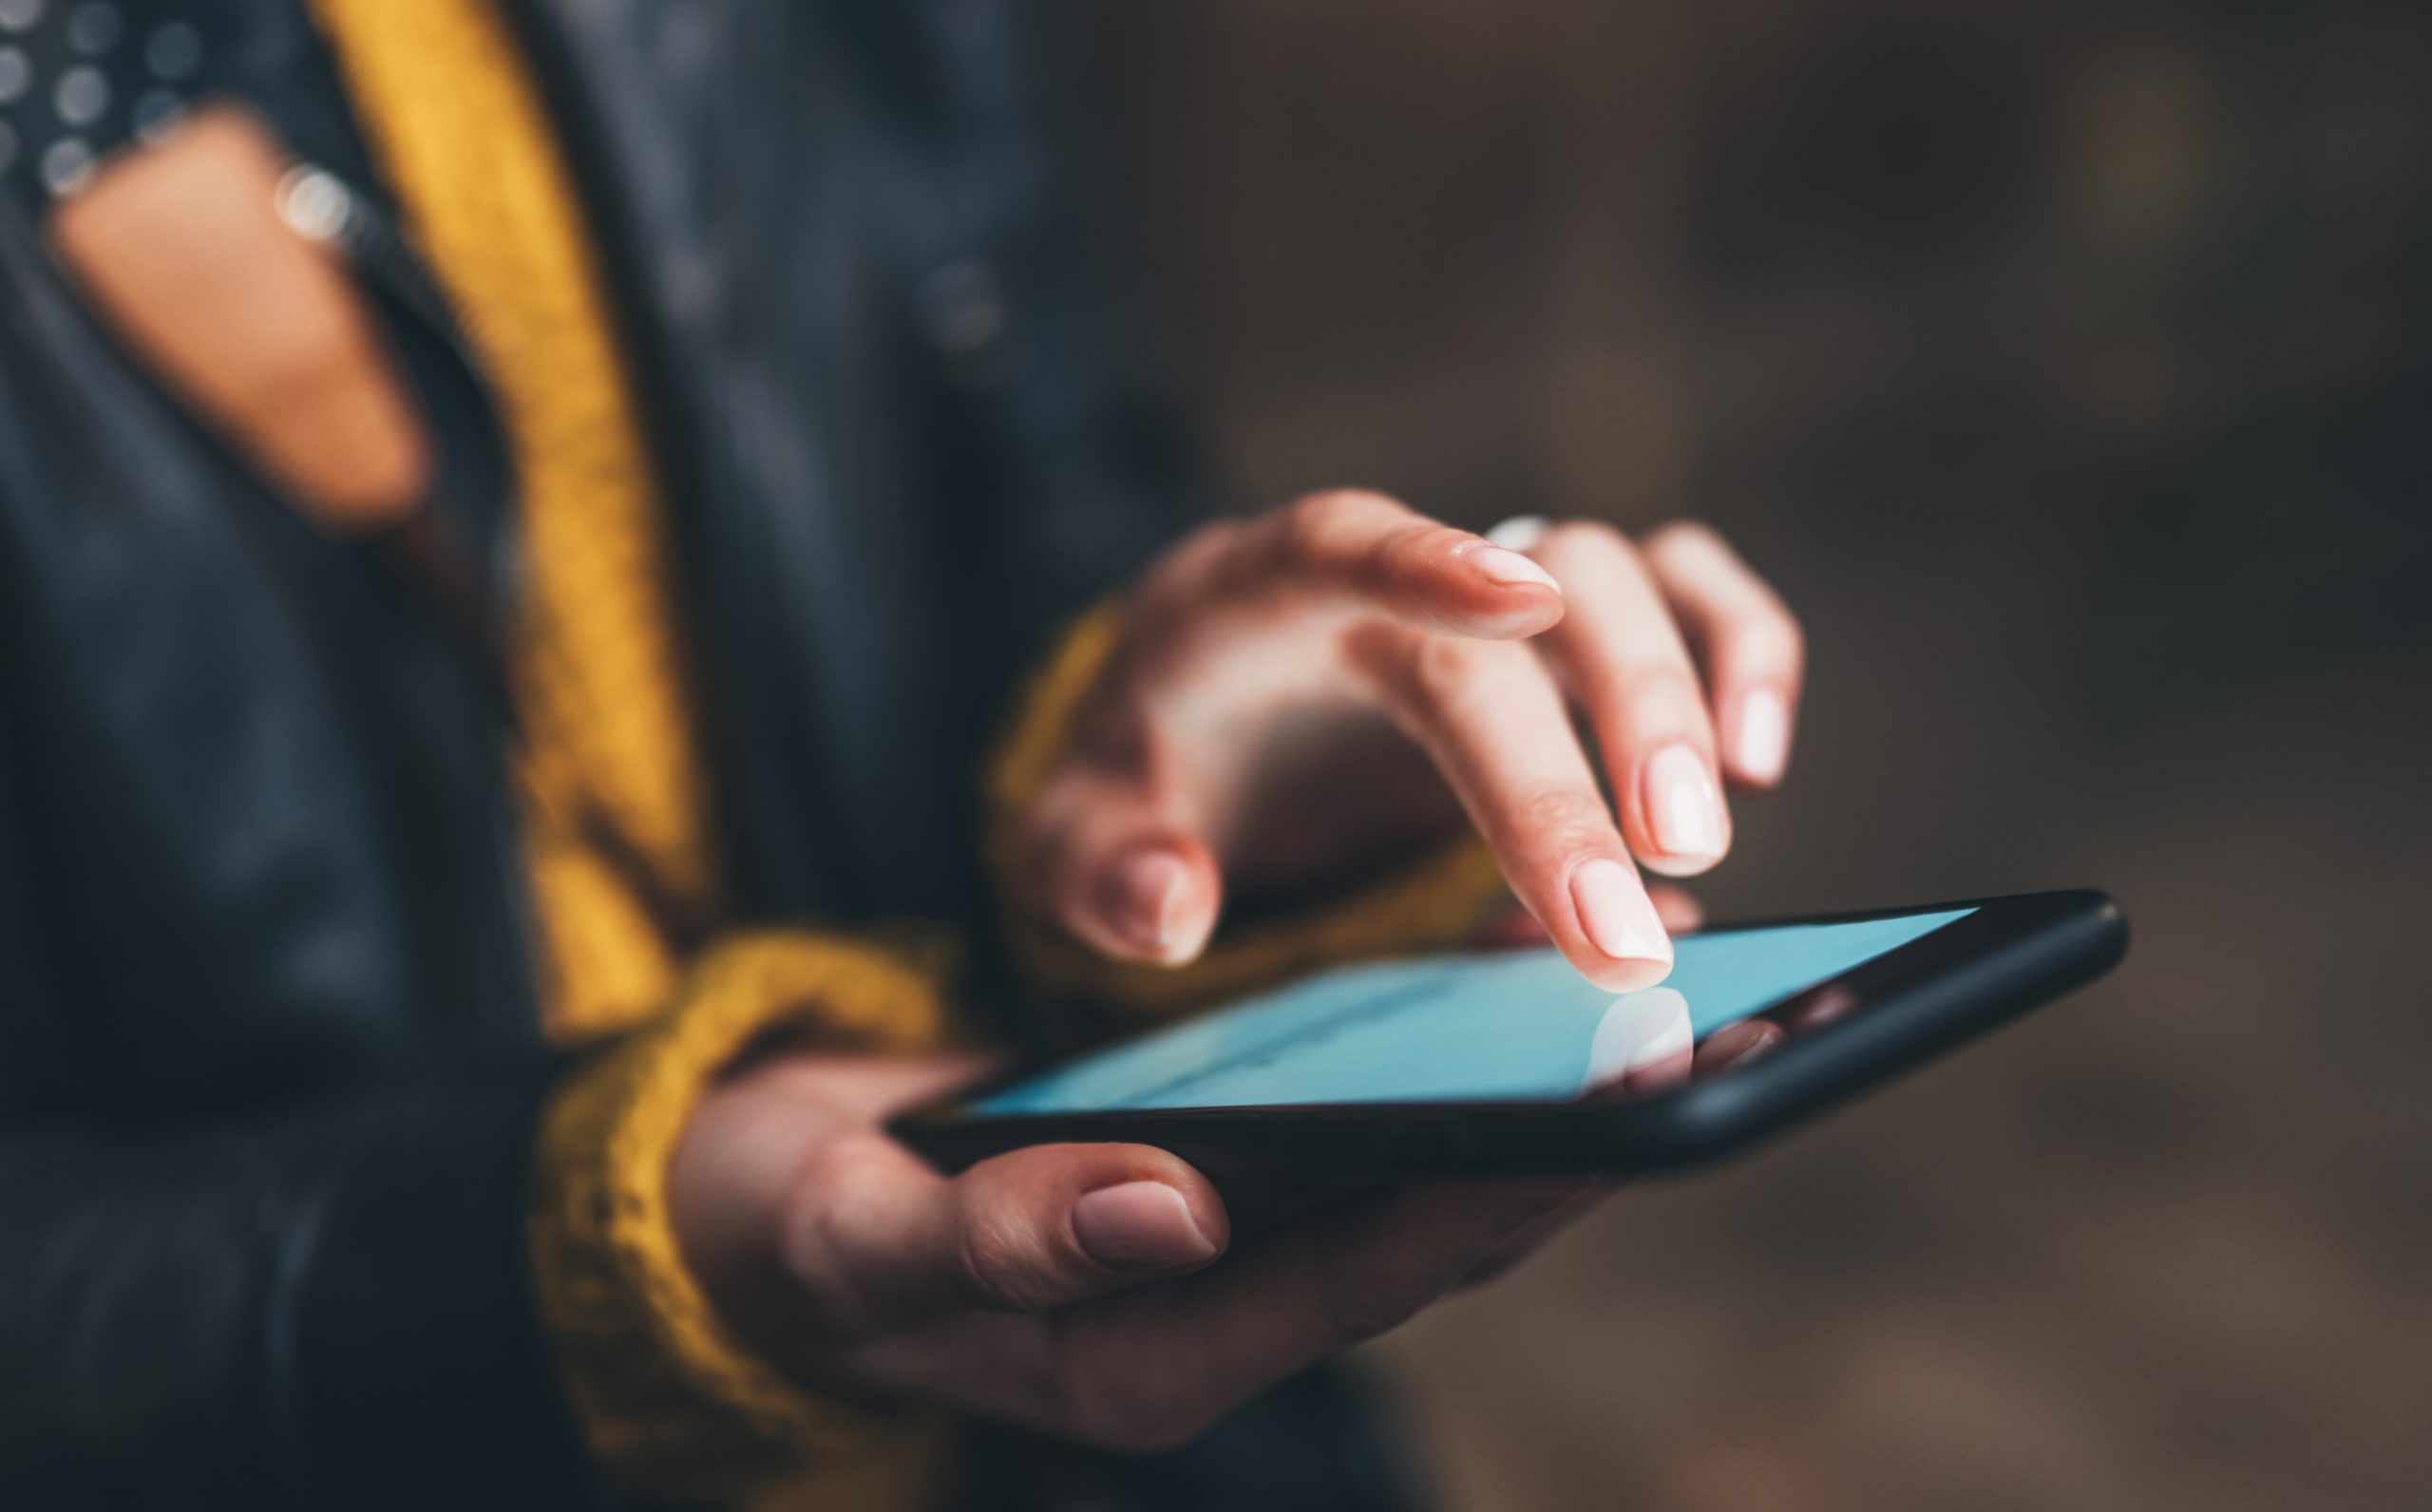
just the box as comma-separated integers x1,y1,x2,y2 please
1535,519,1627,568
1137,520,1241,604
1173,518,1246,574
1541,519,1620,554
1294,486,1398,521
1728,610,1806,676
1602,660,1706,723
1402,634,1511,716
1336,621,1416,703
952,1200,1063,1313
1642,518,1728,563
782,1144,890,1333
1776,606,1808,659
1180,515,1245,557
788,1246,875,1335
1279,490,1358,551
1278,488,1406,565
1505,784,1617,855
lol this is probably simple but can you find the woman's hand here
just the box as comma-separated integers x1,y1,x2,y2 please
1015,492,1803,991
663,499,1797,1446
671,1053,1597,1451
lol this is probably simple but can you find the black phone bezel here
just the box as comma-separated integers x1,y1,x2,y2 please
890,889,2128,1181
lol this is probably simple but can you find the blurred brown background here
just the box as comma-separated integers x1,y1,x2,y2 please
1074,2,2432,1508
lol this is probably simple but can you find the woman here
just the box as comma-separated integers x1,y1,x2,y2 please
0,1,1802,1506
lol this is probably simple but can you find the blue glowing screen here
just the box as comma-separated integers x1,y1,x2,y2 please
974,909,1976,1115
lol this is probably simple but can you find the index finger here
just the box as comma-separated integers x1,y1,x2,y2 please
1186,490,1568,641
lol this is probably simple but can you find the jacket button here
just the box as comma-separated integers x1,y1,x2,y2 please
914,256,1010,383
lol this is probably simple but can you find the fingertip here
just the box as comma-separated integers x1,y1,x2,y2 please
1577,951,1676,995
1151,841,1223,966
1416,538,1566,639
1053,1143,1229,1260
1114,846,1189,957
1633,743,1730,877
1088,840,1223,965
1073,1181,1223,1274
1129,1146,1232,1251
1566,858,1675,991
1466,542,1563,595
938,1143,1234,1310
1726,687,1792,788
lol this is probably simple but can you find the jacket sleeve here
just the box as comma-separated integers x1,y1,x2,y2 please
0,740,951,1509
0,769,600,1508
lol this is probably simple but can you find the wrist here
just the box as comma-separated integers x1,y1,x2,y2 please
529,932,950,1500
666,1057,833,1367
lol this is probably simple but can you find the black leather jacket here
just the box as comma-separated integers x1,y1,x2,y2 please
0,2,1200,1504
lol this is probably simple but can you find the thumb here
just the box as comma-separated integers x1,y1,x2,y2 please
1024,762,1224,966
781,1137,1228,1333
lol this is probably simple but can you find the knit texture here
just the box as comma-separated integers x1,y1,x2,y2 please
529,933,952,1504
312,0,717,1047
306,5,1509,1503
308,3,944,1503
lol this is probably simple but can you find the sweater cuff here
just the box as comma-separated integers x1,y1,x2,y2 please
989,602,1514,1019
529,932,951,1503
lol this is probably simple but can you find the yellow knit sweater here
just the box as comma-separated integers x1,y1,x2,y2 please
307,3,1510,1506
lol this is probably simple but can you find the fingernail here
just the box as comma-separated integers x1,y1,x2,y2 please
1736,689,1790,785
1466,542,1562,594
1568,859,1672,979
1643,744,1726,864
1109,848,1195,963
1074,1181,1219,1273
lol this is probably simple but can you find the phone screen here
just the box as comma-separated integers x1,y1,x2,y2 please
974,907,1978,1115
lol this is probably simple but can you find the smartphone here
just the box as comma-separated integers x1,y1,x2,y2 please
894,890,2127,1180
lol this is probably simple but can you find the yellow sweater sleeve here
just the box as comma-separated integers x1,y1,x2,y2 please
988,602,1515,1019
303,7,946,1503
528,933,955,1506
